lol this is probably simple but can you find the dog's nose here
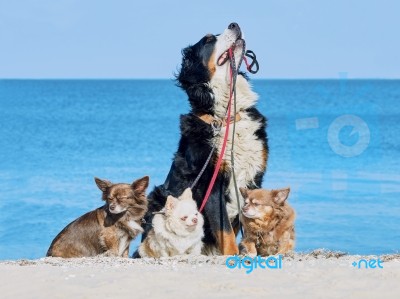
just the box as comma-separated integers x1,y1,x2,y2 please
228,22,238,30
192,218,198,224
109,205,115,210
228,22,241,38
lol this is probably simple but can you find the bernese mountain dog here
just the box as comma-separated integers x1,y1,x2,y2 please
136,22,268,256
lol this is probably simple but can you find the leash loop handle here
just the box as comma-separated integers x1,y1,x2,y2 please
244,50,259,74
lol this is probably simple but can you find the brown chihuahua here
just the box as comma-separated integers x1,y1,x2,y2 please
47,176,149,258
239,187,295,256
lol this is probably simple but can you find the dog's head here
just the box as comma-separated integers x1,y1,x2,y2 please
94,176,149,218
177,23,246,112
239,187,290,220
164,188,204,235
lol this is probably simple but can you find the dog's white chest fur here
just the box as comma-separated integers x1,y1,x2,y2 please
210,76,265,220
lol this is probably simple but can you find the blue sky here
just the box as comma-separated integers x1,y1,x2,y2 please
0,0,399,79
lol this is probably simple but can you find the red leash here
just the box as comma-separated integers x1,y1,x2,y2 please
198,49,235,213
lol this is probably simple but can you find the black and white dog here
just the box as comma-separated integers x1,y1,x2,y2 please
137,23,268,256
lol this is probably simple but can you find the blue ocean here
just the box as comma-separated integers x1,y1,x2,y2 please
0,79,399,260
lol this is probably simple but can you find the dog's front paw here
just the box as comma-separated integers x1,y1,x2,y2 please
239,240,257,257
127,220,144,234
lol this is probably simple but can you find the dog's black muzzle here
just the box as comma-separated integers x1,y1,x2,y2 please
228,22,242,39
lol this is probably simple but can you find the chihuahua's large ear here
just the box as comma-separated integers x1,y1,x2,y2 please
132,176,150,195
239,187,248,199
273,187,290,205
180,188,192,200
165,195,179,214
94,177,112,192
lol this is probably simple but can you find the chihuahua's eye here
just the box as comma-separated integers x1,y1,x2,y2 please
195,213,198,216
181,216,188,221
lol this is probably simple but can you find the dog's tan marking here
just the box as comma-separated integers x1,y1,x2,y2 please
261,146,268,172
197,113,242,127
207,52,216,77
218,160,230,174
215,230,238,255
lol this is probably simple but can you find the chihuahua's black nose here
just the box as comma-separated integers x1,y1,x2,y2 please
110,206,115,210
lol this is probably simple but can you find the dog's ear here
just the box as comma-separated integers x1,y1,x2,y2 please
175,45,214,114
179,188,192,200
239,187,248,199
272,187,290,205
94,177,112,192
186,84,214,112
165,195,179,213
132,176,150,195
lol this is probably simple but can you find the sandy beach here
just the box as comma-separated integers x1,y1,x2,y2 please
1,251,399,299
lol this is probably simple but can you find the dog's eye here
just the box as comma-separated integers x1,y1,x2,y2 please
181,216,188,221
205,35,214,43
195,213,198,216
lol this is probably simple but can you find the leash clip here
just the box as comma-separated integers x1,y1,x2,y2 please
211,119,222,136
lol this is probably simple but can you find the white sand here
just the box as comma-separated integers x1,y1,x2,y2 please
1,251,399,299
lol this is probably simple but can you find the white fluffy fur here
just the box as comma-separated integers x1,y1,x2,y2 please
209,28,266,220
127,220,144,233
139,188,204,257
117,234,129,256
